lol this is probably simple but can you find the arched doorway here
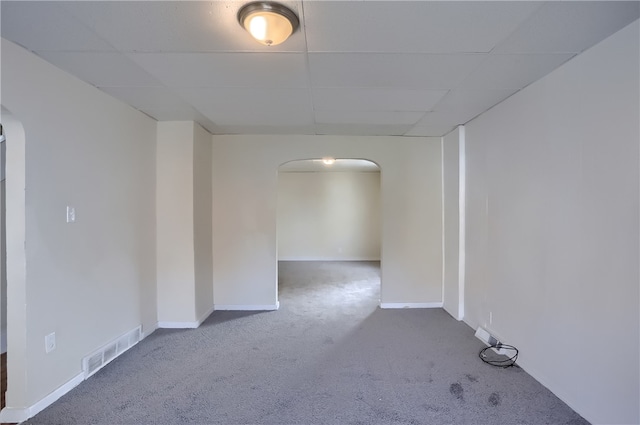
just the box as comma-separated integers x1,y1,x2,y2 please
276,158,382,312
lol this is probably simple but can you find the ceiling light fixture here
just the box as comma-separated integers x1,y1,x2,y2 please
322,158,336,166
238,1,299,46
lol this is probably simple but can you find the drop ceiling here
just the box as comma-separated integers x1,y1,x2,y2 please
1,1,638,137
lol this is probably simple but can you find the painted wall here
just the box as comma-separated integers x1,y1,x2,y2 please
156,122,196,323
1,39,158,409
212,136,442,309
442,127,460,319
1,137,6,353
463,21,639,425
1,112,27,414
156,121,213,325
277,170,381,261
193,124,213,321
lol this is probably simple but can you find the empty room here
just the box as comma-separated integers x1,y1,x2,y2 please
0,1,638,424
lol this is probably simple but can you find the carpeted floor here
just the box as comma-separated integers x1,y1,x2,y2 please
24,261,589,425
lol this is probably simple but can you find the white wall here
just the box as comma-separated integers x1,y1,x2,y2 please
463,21,639,425
442,127,460,319
193,124,213,320
156,122,196,324
277,170,381,261
212,136,442,309
1,38,157,410
156,121,213,325
1,112,27,414
1,136,6,353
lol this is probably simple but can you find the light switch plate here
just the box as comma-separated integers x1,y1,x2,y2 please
45,332,56,353
66,206,76,223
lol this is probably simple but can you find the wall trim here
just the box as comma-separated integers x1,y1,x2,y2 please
157,321,200,329
457,125,466,321
214,303,279,311
141,323,159,340
196,305,215,326
0,371,84,423
380,302,443,309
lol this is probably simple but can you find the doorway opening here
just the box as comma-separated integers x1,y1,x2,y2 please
276,159,381,313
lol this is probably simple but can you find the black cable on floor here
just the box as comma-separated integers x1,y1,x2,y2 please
479,344,518,368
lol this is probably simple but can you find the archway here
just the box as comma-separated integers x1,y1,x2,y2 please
276,158,382,310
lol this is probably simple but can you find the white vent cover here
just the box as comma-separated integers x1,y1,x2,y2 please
82,326,141,379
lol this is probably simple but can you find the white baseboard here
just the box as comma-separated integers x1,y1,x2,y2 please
380,302,443,309
157,305,216,329
141,323,158,340
157,321,200,329
214,302,279,311
0,372,84,423
443,305,464,321
196,305,215,326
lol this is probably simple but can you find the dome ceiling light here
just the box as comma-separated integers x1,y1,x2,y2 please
237,1,299,46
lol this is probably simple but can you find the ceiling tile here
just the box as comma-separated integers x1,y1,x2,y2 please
494,1,640,54
178,87,312,117
139,108,204,122
210,125,317,135
458,54,575,90
315,110,425,126
191,88,313,126
431,89,520,122
304,1,542,53
34,51,161,88
128,52,309,88
312,88,448,112
435,89,519,111
100,86,192,110
63,1,306,53
314,124,413,137
308,53,485,89
415,111,479,128
405,124,458,138
1,2,114,51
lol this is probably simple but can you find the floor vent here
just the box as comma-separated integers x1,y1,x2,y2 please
82,326,141,379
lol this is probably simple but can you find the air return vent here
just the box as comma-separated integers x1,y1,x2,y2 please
82,326,141,378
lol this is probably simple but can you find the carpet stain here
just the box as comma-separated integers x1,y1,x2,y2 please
323,336,335,345
371,406,402,422
465,374,478,382
488,392,501,407
116,400,131,411
423,404,442,413
449,382,464,401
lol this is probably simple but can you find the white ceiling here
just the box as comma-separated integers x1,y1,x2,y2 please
2,1,638,137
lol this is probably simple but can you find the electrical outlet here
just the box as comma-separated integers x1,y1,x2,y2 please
45,332,56,353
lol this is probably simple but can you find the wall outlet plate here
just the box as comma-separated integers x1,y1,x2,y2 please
475,326,499,346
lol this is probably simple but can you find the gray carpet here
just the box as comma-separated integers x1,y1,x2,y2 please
25,261,588,425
